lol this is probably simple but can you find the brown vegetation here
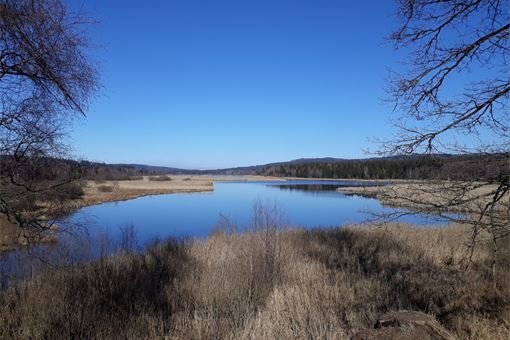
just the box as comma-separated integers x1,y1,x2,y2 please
77,175,285,208
96,184,116,193
353,311,455,339
0,176,285,253
337,181,505,213
1,219,508,339
0,216,57,252
78,175,214,208
148,175,172,181
0,180,84,251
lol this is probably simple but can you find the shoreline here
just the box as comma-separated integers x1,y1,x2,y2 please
336,181,502,213
3,176,492,252
75,175,407,209
0,176,390,252
75,175,289,209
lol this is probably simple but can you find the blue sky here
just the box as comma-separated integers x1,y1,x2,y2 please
69,0,401,169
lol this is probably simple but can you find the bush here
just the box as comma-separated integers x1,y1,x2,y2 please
297,227,509,333
97,185,114,192
52,181,85,201
7,191,38,211
104,173,132,181
90,174,143,181
0,240,190,339
4,181,84,212
148,175,172,181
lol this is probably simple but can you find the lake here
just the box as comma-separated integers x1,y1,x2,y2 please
1,180,449,280
72,180,447,243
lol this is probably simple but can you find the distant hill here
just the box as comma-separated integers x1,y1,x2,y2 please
205,154,506,180
76,153,507,181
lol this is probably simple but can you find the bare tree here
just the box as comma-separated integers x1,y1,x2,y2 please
384,0,509,154
0,0,98,243
378,0,509,290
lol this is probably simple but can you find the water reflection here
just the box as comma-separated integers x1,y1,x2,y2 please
270,180,387,192
273,184,345,192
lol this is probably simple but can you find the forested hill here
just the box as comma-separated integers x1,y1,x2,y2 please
226,154,507,181
22,154,504,181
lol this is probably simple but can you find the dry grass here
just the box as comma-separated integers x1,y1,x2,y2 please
79,175,286,208
337,181,506,213
80,175,215,207
1,217,509,339
0,239,191,339
96,184,115,192
0,216,58,252
148,175,172,181
1,176,285,253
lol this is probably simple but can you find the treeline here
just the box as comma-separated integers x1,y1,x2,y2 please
0,157,87,214
2,154,506,183
52,154,510,181
77,161,207,180
78,161,157,180
253,154,508,181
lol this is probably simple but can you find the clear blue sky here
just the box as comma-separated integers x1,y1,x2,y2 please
69,0,402,169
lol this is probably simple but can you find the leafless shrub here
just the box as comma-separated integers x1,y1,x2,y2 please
209,213,237,236
97,185,114,193
119,223,138,253
249,201,287,289
0,239,189,339
148,175,172,181
170,202,292,339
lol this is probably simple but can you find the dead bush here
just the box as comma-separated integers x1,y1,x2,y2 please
0,239,190,340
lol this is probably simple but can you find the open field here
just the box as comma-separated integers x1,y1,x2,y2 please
1,221,509,339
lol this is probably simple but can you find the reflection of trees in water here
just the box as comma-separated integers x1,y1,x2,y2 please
274,184,343,192
273,183,387,193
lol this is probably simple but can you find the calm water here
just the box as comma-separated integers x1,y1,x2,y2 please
1,180,449,281
71,180,442,243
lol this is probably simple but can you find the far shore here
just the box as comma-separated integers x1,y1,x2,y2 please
2,175,494,252
22,174,484,215
336,181,501,213
76,175,409,209
76,175,288,209
2,175,282,252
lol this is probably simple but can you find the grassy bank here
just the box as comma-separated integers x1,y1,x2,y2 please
337,181,506,213
77,175,287,208
0,175,283,251
1,220,509,339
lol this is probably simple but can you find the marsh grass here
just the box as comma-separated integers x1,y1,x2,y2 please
1,215,509,339
97,184,115,192
0,239,190,339
148,175,172,181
